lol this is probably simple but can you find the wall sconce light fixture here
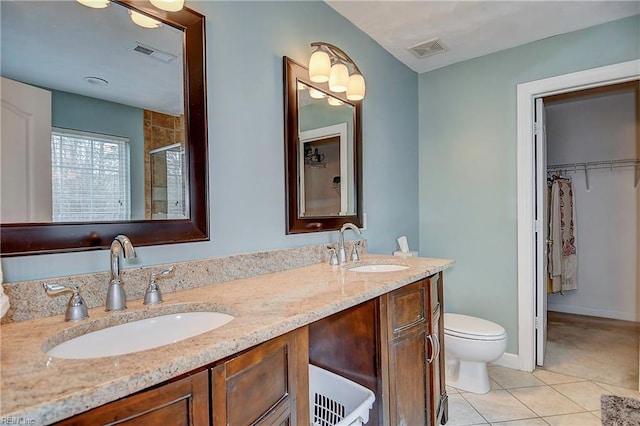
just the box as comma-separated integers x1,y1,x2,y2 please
308,42,366,101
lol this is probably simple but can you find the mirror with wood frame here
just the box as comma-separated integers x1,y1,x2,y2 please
0,0,208,256
283,57,362,234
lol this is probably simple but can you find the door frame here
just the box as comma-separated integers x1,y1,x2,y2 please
516,59,639,372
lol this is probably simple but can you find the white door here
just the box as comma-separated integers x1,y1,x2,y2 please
1,77,52,222
535,97,548,366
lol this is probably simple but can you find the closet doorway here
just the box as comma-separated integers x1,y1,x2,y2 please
538,81,639,390
515,60,639,378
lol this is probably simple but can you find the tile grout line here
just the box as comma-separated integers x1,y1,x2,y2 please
456,390,493,425
503,385,588,419
548,379,612,412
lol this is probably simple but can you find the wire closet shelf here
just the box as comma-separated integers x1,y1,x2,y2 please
546,158,639,190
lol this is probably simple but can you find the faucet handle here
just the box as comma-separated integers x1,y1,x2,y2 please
326,246,339,266
350,241,361,262
144,266,175,305
43,283,89,322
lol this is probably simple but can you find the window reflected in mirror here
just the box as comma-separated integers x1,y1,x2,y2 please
51,128,131,222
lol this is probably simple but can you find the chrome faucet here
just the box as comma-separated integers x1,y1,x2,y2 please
106,235,136,312
338,223,362,264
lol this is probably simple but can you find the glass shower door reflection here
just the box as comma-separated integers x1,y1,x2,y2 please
150,143,188,219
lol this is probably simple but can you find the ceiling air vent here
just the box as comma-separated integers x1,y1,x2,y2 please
132,42,177,63
408,38,447,59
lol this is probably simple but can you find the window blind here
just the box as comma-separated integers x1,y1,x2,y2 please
51,128,130,222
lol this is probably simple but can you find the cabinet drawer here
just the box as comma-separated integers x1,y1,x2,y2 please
388,279,428,334
54,370,209,426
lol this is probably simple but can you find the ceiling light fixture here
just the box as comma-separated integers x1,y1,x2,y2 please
149,0,184,12
76,0,109,8
129,10,162,29
308,42,366,101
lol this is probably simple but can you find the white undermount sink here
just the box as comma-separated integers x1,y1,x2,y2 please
348,264,410,273
46,311,235,359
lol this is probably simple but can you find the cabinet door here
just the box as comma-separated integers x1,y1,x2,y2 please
55,370,209,426
382,279,431,425
387,327,432,425
211,328,309,426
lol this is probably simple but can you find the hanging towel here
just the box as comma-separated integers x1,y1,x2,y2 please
548,179,578,293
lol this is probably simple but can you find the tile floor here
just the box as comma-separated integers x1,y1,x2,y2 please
446,365,640,425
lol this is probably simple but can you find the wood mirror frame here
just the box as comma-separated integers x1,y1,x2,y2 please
0,1,209,256
283,56,363,234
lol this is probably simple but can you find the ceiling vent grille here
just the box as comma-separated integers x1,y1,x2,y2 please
408,38,447,59
132,43,177,63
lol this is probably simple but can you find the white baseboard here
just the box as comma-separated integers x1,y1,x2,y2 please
548,303,637,322
490,352,522,371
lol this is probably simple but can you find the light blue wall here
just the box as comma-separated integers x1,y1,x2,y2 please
418,15,640,354
3,1,419,282
51,90,145,219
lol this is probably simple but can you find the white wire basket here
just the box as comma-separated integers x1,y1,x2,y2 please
309,364,376,426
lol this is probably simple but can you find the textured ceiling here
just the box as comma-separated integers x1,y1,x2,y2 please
325,1,640,73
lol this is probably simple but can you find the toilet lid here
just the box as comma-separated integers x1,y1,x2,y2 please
444,313,507,341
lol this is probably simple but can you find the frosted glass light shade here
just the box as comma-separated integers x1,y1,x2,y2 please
346,73,366,101
76,0,109,8
150,0,184,12
129,10,162,28
329,62,349,93
327,97,343,106
309,88,325,99
309,50,331,83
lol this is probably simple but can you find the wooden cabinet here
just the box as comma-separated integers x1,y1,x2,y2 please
380,273,447,426
309,272,447,426
55,369,210,426
211,328,309,426
55,274,445,426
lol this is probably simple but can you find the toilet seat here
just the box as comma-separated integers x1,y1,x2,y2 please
444,313,506,341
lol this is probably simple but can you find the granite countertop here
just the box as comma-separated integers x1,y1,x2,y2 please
0,254,453,424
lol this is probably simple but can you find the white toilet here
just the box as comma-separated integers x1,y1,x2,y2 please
443,313,507,394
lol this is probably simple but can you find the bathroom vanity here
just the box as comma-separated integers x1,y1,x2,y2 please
0,255,453,425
